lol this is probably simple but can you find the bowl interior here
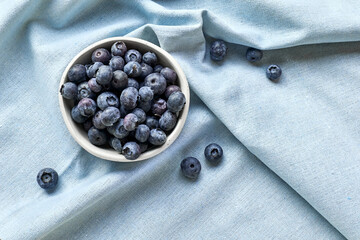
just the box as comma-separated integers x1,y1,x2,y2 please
59,37,190,162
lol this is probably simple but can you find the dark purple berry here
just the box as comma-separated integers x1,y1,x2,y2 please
92,48,111,64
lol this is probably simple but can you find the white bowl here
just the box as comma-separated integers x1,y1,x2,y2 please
59,37,190,162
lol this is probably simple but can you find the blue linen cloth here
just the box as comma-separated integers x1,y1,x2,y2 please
1,0,360,239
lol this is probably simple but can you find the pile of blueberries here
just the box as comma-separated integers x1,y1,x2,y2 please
60,41,186,160
210,40,282,81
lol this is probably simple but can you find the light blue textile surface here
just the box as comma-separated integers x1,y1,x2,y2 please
1,0,360,239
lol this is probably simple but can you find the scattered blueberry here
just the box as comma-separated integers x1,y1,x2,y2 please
146,116,159,129
159,110,177,131
92,110,106,129
160,67,177,85
109,56,125,71
152,98,167,117
37,168,58,189
164,85,181,99
78,98,97,117
88,78,102,93
204,143,223,164
122,142,141,160
139,86,154,102
111,70,128,90
86,62,103,78
135,124,150,142
97,92,119,110
210,40,227,61
144,73,167,95
148,128,166,145
68,64,86,83
101,107,121,127
180,157,201,179
107,119,129,139
60,82,77,100
120,87,139,110
124,49,142,63
153,65,163,73
92,48,111,64
77,81,95,100
246,48,263,62
109,137,122,152
71,106,88,123
140,63,153,79
88,126,107,146
127,78,140,89
266,64,282,81
111,41,127,57
142,52,157,66
167,91,186,113
132,108,146,123
124,61,142,78
96,65,113,85
123,113,139,131
138,100,152,112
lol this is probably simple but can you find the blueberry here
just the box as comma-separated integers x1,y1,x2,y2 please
119,105,130,117
96,65,113,85
266,64,282,81
92,110,106,129
142,52,157,66
92,48,111,64
139,142,148,153
88,78,102,93
37,168,58,189
123,113,139,131
159,110,177,131
137,100,152,112
109,137,122,152
152,98,167,117
101,107,121,127
78,98,97,117
111,41,127,57
122,142,141,160
144,73,167,95
160,67,177,85
124,61,142,78
97,92,119,110
60,82,77,100
109,56,125,71
83,119,93,131
210,40,227,61
107,119,129,139
148,128,166,145
111,70,128,90
120,87,139,110
167,91,186,113
71,106,88,123
127,78,140,89
180,157,201,179
88,126,108,146
246,48,263,62
68,64,86,83
146,116,159,129
164,85,181,99
86,62,103,78
153,65,163,73
140,63,153,79
124,49,142,63
132,108,146,123
135,124,150,142
139,86,154,102
204,143,223,164
77,81,95,100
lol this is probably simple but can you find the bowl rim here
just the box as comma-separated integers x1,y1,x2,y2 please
59,37,190,162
